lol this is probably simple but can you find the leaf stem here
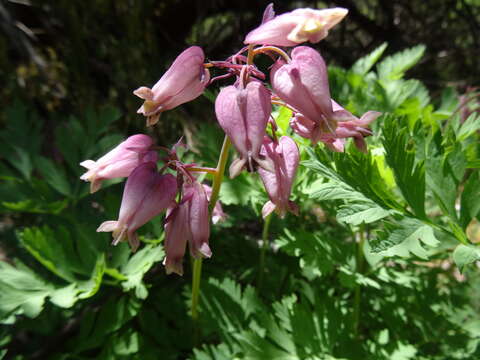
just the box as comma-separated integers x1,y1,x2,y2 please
208,135,231,214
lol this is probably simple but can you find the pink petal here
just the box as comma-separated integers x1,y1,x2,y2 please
215,85,249,156
271,47,333,129
262,200,276,219
187,182,211,258
258,136,299,217
128,173,178,231
245,7,348,46
164,204,190,276
215,82,271,175
134,46,210,122
118,162,158,223
261,3,275,24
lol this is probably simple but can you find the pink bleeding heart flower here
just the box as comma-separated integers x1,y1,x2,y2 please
133,46,210,126
80,134,157,193
271,46,346,134
163,181,212,276
258,136,299,219
245,6,348,47
97,162,177,251
215,81,274,178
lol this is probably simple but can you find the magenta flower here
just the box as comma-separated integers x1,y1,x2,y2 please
163,182,212,275
133,46,210,126
258,136,299,219
97,162,177,251
215,81,274,177
245,7,348,47
271,46,341,133
80,134,157,193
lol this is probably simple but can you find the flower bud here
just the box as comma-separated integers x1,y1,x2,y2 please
80,134,157,193
271,46,339,133
215,81,274,177
163,182,212,275
245,7,348,47
133,46,210,126
258,136,299,219
97,162,177,251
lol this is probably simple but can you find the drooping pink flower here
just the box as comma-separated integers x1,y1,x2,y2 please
163,203,189,276
258,136,299,219
290,100,381,152
163,181,212,275
245,6,348,47
271,46,345,133
215,81,274,177
133,46,210,126
80,134,157,193
97,162,177,251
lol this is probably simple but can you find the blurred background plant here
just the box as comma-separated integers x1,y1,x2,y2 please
1,0,480,359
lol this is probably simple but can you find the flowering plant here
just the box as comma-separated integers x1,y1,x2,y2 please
82,3,377,275
2,3,479,359
72,3,480,356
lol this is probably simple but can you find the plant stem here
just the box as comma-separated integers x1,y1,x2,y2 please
191,256,202,320
257,213,273,289
252,46,291,62
353,225,365,338
187,166,218,175
191,135,231,344
246,44,255,65
208,135,231,214
191,42,251,342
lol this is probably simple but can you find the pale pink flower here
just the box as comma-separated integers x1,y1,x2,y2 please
258,136,299,219
215,81,274,178
80,134,157,193
133,46,210,126
245,6,348,47
97,162,177,251
163,182,212,275
271,46,344,133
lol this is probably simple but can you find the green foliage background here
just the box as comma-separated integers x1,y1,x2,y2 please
1,1,480,359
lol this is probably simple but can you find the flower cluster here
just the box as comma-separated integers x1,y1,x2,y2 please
80,3,380,275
